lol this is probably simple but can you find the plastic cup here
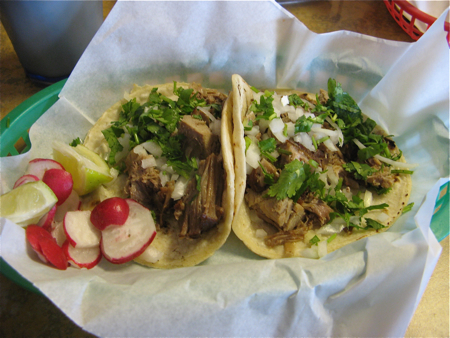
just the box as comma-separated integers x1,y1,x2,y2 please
0,1,103,84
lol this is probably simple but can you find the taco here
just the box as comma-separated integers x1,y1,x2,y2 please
230,74,413,259
80,82,234,268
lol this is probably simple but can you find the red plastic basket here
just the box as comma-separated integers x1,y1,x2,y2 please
384,0,449,43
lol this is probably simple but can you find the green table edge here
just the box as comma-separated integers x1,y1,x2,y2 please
0,78,448,296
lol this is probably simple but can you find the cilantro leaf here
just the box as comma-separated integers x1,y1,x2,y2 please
251,93,277,121
309,235,320,246
343,161,378,181
258,138,277,162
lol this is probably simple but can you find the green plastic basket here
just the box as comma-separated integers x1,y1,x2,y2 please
1,79,66,295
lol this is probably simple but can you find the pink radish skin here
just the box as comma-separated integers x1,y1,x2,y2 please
37,206,57,231
25,225,67,270
25,158,64,179
62,241,102,269
90,197,130,231
101,199,156,264
13,174,39,189
64,210,101,248
42,169,73,206
54,190,81,222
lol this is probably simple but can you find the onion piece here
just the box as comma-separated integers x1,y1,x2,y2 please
197,106,216,122
318,240,328,258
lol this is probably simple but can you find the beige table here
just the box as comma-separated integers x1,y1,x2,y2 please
1,1,448,337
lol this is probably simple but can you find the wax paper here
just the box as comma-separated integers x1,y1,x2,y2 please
1,1,449,337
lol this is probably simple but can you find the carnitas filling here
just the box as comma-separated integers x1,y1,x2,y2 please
243,80,413,248
102,83,227,239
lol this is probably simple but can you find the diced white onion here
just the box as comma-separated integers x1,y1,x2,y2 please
255,228,268,238
141,155,156,169
301,247,319,259
325,117,344,146
142,141,163,158
317,223,346,235
258,119,270,134
294,132,315,152
172,177,189,201
133,144,147,157
159,171,169,187
273,131,288,143
322,138,338,152
246,141,261,169
281,95,289,106
363,190,373,208
369,212,389,223
198,106,216,122
286,122,295,137
244,124,260,137
318,240,328,258
210,119,221,137
161,163,175,175
288,107,304,122
326,165,340,187
269,118,284,133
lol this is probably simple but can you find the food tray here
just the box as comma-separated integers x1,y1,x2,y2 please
384,0,450,42
0,79,448,296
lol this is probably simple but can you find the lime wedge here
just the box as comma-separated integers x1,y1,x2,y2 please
0,181,58,226
52,141,114,196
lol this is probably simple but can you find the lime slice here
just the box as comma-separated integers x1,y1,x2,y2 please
0,181,58,226
52,141,114,196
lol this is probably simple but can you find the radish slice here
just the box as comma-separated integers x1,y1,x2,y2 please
62,241,102,269
25,225,67,270
37,205,57,231
54,190,81,222
101,199,156,264
64,210,101,248
42,169,74,206
50,221,67,247
90,197,129,231
13,174,39,189
25,158,65,179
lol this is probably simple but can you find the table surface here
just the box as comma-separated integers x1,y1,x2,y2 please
0,1,448,337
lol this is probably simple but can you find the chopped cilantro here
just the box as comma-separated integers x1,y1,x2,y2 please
101,82,211,177
402,202,414,214
244,119,253,131
245,136,252,153
195,174,202,192
288,94,309,109
391,169,414,175
365,218,387,230
267,160,324,201
327,233,337,243
250,92,277,121
343,161,378,181
309,235,320,246
258,161,275,185
193,114,203,120
70,137,82,147
258,138,277,162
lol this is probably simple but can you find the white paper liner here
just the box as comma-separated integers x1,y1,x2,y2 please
1,1,448,337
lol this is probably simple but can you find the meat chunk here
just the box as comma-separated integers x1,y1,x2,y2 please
179,153,224,238
300,197,334,227
245,189,305,232
125,149,163,212
178,115,219,159
248,158,280,192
